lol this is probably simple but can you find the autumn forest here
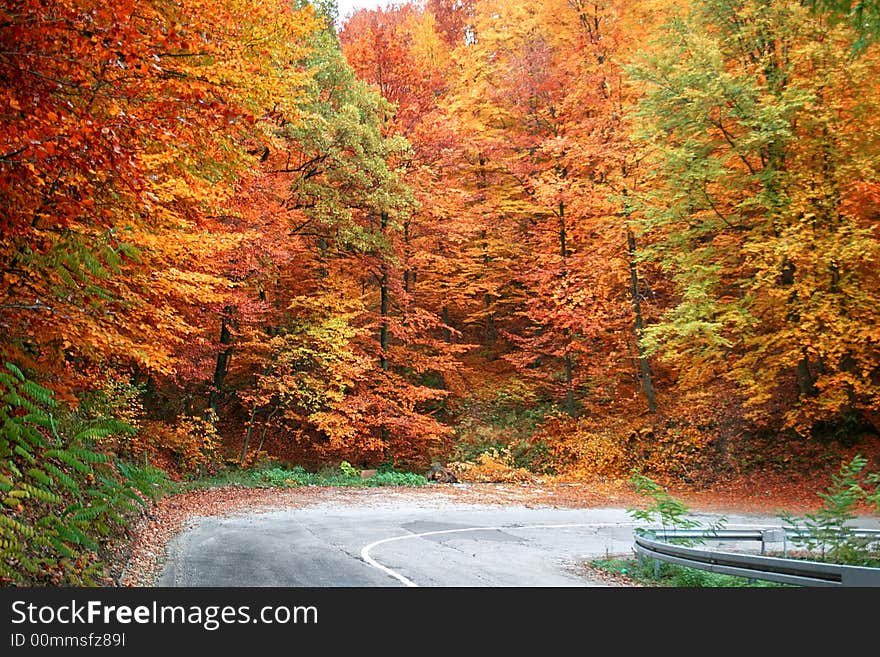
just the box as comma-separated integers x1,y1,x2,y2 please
2,0,880,584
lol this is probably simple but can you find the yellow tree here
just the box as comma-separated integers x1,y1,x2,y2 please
627,0,880,438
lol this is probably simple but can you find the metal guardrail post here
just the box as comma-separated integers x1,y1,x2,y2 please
761,529,786,556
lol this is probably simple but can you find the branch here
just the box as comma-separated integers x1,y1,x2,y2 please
0,147,27,162
710,116,758,176
0,300,55,312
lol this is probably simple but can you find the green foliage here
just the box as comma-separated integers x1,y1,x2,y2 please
781,454,880,565
450,378,557,472
0,363,169,585
256,466,315,487
628,471,727,551
192,462,429,489
590,557,788,587
867,471,880,512
285,26,415,246
626,0,880,438
372,470,428,486
808,0,880,54
627,471,703,532
510,439,552,474
338,460,359,477
622,459,879,588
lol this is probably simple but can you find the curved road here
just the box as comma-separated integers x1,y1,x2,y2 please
157,497,803,587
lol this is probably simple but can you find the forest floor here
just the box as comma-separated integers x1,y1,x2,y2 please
112,462,878,587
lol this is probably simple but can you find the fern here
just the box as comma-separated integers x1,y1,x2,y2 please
13,444,36,464
69,445,110,463
20,380,55,405
0,513,34,536
0,362,169,585
26,467,54,487
19,482,61,504
43,463,77,491
46,449,93,474
4,362,26,381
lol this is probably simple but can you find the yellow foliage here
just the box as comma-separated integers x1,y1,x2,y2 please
549,427,633,479
447,448,536,483
534,409,719,484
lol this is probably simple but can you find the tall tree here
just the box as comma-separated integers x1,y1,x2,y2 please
229,24,457,467
627,0,880,436
0,0,317,402
439,0,659,416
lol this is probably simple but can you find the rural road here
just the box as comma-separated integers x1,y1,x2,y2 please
156,495,804,587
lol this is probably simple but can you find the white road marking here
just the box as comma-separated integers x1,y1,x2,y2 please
360,522,638,587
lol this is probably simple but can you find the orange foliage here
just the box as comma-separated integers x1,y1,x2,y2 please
0,0,317,396
135,415,221,475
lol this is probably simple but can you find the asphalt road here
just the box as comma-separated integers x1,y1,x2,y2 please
157,498,801,587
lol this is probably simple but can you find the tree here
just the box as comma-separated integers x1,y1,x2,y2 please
0,0,317,401
225,23,457,467
627,0,880,437
437,0,659,416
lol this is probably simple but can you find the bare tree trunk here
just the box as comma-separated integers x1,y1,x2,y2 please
780,258,815,398
559,200,576,418
565,351,576,418
254,406,279,458
209,305,235,416
240,406,258,466
476,154,496,345
403,218,413,295
442,305,452,344
481,228,496,344
627,228,657,413
380,212,390,371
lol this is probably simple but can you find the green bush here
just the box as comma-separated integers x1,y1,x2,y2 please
628,471,718,533
370,471,427,487
248,462,427,488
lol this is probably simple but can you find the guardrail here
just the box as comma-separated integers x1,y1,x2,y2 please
632,528,880,587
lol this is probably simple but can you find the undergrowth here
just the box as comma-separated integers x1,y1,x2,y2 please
589,556,790,587
181,460,428,490
599,462,880,587
0,363,171,585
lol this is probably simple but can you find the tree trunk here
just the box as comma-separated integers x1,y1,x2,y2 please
403,218,413,295
781,258,815,398
254,406,279,458
627,228,657,413
481,228,496,344
476,153,496,345
209,305,234,416
565,351,575,418
442,305,452,344
380,212,390,371
559,200,576,418
240,406,258,466
797,348,815,397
